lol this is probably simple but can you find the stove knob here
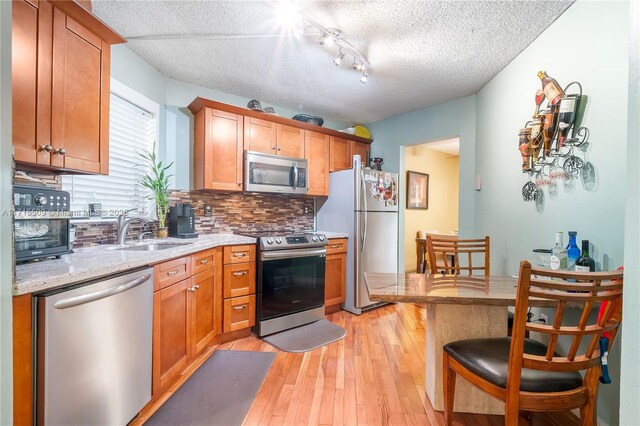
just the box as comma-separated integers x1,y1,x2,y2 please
35,195,48,206
266,238,273,245
275,237,282,244
312,235,318,242
319,235,325,241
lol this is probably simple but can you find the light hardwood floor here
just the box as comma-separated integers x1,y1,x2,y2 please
137,303,580,425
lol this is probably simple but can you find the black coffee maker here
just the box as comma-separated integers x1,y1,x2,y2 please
169,203,198,238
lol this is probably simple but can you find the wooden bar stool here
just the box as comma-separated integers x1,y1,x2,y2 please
442,261,623,425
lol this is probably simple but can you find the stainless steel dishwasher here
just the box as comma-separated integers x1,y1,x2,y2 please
36,267,153,425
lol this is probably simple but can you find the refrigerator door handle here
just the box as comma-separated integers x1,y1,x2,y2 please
360,170,368,252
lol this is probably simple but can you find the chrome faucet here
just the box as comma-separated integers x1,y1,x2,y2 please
116,209,153,245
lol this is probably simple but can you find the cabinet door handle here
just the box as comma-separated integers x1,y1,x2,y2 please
199,259,209,265
53,147,66,155
167,270,179,276
40,144,53,153
331,245,340,249
188,286,196,292
277,148,282,152
233,271,247,277
194,284,200,290
233,304,247,311
233,253,247,257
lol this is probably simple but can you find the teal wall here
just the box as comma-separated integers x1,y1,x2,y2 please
367,1,630,423
620,0,640,423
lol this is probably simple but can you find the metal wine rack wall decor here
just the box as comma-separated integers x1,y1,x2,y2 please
518,72,595,209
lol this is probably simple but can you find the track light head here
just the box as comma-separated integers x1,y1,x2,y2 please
360,70,369,84
333,50,345,66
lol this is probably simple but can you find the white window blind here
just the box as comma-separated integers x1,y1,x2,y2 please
62,93,157,217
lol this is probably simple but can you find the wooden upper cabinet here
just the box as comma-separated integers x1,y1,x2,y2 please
330,136,353,172
50,9,110,174
244,116,276,155
194,108,244,191
11,1,124,174
276,124,304,158
12,0,52,166
305,131,330,196
353,141,370,168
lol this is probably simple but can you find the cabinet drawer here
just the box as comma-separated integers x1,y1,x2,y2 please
223,295,256,333
192,249,215,275
326,238,348,255
154,256,190,291
223,263,256,298
223,245,256,264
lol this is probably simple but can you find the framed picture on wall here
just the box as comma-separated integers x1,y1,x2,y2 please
406,171,429,209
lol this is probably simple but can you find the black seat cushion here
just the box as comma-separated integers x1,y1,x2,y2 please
444,338,583,392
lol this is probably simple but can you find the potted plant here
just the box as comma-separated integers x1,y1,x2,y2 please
139,143,174,239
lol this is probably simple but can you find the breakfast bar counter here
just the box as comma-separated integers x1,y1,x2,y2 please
364,272,554,416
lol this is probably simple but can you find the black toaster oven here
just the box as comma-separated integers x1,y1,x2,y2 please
14,185,72,262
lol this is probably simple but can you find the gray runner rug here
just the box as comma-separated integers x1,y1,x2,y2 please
262,319,346,353
145,350,275,426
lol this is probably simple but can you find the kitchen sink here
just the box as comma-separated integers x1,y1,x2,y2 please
117,243,192,251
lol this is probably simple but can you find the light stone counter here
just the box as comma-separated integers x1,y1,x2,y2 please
14,234,256,295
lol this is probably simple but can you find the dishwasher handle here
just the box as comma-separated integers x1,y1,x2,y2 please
54,273,152,309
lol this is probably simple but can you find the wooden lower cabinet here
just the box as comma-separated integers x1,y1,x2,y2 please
153,279,190,396
152,249,220,397
325,238,348,312
223,295,256,333
191,268,219,355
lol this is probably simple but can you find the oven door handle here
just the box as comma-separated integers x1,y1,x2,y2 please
261,248,326,261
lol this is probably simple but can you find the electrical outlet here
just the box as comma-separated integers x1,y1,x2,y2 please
204,205,212,217
540,313,549,325
304,206,310,214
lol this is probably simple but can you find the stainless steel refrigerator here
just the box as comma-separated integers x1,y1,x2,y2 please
317,157,399,314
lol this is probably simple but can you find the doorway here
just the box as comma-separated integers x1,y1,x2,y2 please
401,138,460,272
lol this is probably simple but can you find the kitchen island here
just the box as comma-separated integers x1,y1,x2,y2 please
364,272,555,416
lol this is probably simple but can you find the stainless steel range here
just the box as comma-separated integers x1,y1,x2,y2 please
243,231,327,336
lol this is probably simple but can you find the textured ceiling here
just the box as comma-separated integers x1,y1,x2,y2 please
426,138,459,156
92,0,573,125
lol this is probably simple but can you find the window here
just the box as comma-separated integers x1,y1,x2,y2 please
62,81,159,218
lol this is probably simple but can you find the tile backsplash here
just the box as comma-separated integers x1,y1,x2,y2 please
17,169,316,248
169,190,314,235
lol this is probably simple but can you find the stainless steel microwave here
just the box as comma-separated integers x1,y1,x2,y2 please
244,151,308,194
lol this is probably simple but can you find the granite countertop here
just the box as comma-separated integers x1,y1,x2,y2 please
364,272,556,307
14,234,256,296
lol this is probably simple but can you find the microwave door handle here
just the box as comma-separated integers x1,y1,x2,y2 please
292,163,299,190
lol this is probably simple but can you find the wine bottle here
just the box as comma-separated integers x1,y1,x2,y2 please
566,231,580,271
557,96,578,148
537,71,565,105
541,107,558,156
575,240,596,272
533,89,545,118
518,127,532,172
550,232,568,270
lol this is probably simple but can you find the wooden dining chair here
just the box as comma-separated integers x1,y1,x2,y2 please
426,235,490,276
442,260,624,426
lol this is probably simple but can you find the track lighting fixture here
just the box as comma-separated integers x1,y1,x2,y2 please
276,7,371,84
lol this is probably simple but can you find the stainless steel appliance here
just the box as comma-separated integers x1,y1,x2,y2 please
244,231,327,336
13,185,72,262
317,156,399,314
169,203,198,238
244,151,308,194
36,268,153,425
